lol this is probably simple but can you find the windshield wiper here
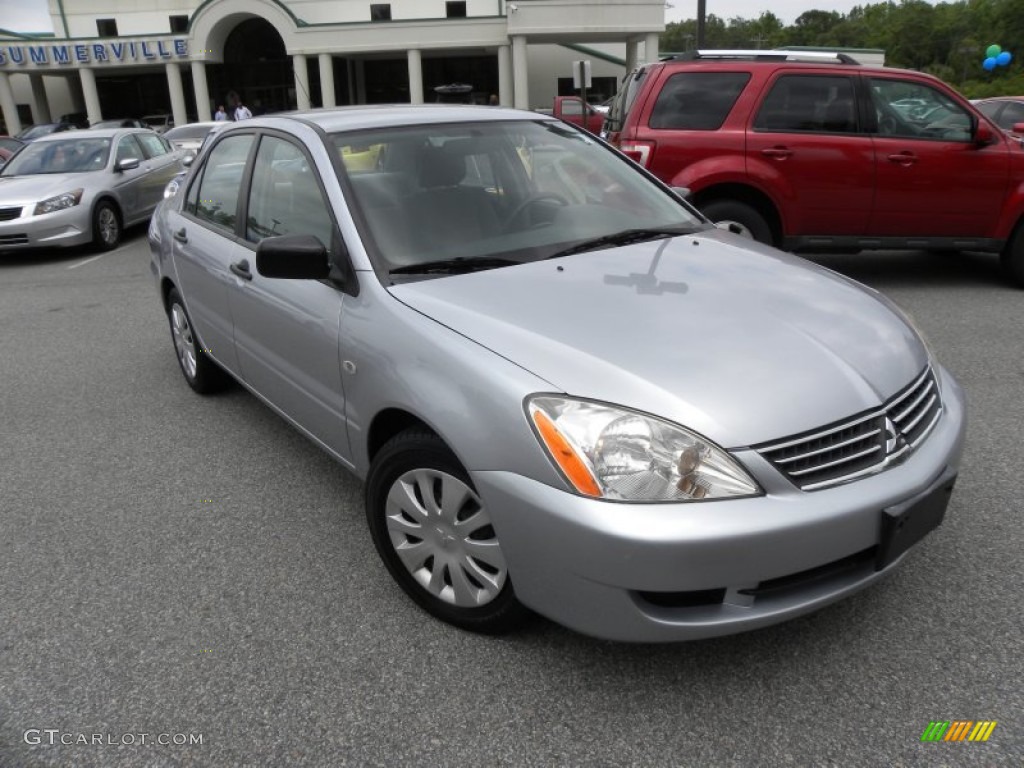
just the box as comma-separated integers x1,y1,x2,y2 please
389,256,523,275
545,226,699,260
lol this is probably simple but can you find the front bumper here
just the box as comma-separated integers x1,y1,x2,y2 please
0,205,93,250
474,366,966,642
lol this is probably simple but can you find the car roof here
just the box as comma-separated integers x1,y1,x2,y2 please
31,127,158,141
211,105,554,135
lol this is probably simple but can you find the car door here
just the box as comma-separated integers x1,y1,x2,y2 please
169,132,257,376
226,131,350,460
111,135,148,219
867,76,1010,237
135,132,181,214
746,72,873,237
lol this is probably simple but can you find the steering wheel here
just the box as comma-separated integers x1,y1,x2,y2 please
503,192,569,230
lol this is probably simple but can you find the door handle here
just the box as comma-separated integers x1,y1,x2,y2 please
887,152,918,165
173,228,188,244
230,259,253,281
761,147,792,159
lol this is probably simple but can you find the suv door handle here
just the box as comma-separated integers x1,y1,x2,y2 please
887,152,918,166
761,147,792,159
230,259,253,281
173,228,188,244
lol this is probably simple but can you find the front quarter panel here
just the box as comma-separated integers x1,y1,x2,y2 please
341,276,566,489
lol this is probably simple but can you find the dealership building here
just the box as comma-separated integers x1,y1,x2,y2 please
0,0,665,134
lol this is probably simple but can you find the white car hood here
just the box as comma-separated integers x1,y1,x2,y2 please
389,231,928,447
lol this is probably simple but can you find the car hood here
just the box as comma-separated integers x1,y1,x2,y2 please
0,173,96,206
389,231,929,448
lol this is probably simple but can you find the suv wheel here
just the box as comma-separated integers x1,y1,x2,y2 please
701,200,772,245
1001,228,1024,288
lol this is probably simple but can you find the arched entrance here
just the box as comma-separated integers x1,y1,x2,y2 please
206,17,318,115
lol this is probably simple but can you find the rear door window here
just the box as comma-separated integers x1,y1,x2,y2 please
754,75,859,134
648,72,750,130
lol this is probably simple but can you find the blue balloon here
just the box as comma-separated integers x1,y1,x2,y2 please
997,51,1012,66
984,57,997,71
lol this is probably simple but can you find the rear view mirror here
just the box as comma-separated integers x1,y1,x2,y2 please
256,234,330,279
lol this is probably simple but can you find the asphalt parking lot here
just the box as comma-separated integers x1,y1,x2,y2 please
1,230,1021,767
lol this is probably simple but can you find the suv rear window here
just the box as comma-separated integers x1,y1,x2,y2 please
649,72,750,130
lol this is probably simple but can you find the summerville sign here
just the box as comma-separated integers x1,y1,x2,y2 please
0,39,189,68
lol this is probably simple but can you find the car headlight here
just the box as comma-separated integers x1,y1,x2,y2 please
33,188,83,216
527,396,761,502
163,176,182,199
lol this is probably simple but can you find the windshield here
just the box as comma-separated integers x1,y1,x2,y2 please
330,119,704,277
1,137,112,176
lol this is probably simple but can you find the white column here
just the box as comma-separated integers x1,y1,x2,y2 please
191,61,212,121
165,62,187,129
511,35,529,110
318,53,335,108
293,54,310,110
497,45,512,107
68,75,85,112
626,40,639,73
407,49,423,105
29,75,52,124
644,32,660,64
79,68,102,126
0,72,21,135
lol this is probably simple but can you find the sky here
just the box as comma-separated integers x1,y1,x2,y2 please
665,1,935,26
0,0,53,34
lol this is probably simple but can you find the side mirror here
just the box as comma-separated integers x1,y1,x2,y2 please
1013,122,1024,135
974,121,996,146
117,157,140,172
182,152,195,168
256,234,330,279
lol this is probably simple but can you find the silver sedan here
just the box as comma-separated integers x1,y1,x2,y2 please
149,107,966,642
0,128,185,252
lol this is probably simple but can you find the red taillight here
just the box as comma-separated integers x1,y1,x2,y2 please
620,140,655,168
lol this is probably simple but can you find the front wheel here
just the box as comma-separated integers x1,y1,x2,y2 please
366,429,529,634
1001,227,1024,288
701,200,773,245
92,201,121,251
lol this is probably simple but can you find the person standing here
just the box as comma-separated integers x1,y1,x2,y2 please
234,101,252,121
214,105,227,121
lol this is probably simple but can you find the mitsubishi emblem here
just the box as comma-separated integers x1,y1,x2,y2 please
883,417,900,455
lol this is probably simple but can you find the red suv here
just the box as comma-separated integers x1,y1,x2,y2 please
604,50,1024,286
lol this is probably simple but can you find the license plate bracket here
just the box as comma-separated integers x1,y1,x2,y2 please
875,468,957,571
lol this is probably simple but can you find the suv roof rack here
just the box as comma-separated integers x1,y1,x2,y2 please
663,50,861,65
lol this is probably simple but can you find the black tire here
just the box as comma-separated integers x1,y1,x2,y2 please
1000,228,1024,288
92,200,121,251
166,288,231,394
701,199,773,245
366,428,529,634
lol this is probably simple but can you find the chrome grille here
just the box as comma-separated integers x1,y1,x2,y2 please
0,206,23,221
756,367,942,491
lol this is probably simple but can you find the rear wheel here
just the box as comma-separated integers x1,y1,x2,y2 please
701,200,773,245
166,288,230,394
366,429,529,634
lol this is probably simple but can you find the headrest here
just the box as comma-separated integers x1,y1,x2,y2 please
416,146,466,188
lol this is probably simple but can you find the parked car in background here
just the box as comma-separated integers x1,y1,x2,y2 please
604,49,1024,286
90,118,149,129
0,135,24,154
16,122,78,141
0,146,17,167
58,112,89,129
164,121,221,154
142,114,174,133
149,106,965,642
537,96,605,133
0,128,185,252
973,96,1024,136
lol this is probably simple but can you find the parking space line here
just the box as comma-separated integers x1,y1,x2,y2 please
66,242,134,270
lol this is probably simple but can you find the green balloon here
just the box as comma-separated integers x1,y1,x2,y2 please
987,44,1002,58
